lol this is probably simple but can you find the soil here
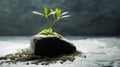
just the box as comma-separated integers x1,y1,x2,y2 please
0,48,84,65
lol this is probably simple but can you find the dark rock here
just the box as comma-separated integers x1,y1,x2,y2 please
30,35,76,57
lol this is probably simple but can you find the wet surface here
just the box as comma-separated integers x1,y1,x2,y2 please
0,36,120,67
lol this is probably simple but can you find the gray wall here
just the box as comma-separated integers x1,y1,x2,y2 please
0,0,120,36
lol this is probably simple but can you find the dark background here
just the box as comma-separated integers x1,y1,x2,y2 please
0,0,120,36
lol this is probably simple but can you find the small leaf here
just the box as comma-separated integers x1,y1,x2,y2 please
55,8,61,20
55,8,59,13
60,15,71,18
48,12,56,16
32,11,45,16
55,8,59,17
58,10,61,16
50,9,54,12
57,10,61,19
61,12,68,16
44,7,48,17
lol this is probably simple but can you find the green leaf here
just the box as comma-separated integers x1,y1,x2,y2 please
55,8,59,15
50,9,54,12
32,11,45,16
44,7,48,17
48,12,55,16
58,10,61,16
55,8,61,20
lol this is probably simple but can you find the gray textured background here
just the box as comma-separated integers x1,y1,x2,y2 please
0,0,120,36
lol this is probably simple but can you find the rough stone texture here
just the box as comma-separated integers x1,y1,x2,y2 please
0,0,120,36
30,35,76,57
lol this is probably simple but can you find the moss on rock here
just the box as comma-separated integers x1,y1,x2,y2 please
38,28,63,38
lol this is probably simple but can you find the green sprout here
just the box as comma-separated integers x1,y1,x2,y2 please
33,7,70,37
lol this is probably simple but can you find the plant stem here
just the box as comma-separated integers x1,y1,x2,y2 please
49,18,60,29
46,17,53,29
46,17,51,24
49,21,55,29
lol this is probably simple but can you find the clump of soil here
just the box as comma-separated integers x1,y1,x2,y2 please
0,48,84,65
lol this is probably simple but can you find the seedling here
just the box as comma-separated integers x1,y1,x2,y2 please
33,7,70,37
